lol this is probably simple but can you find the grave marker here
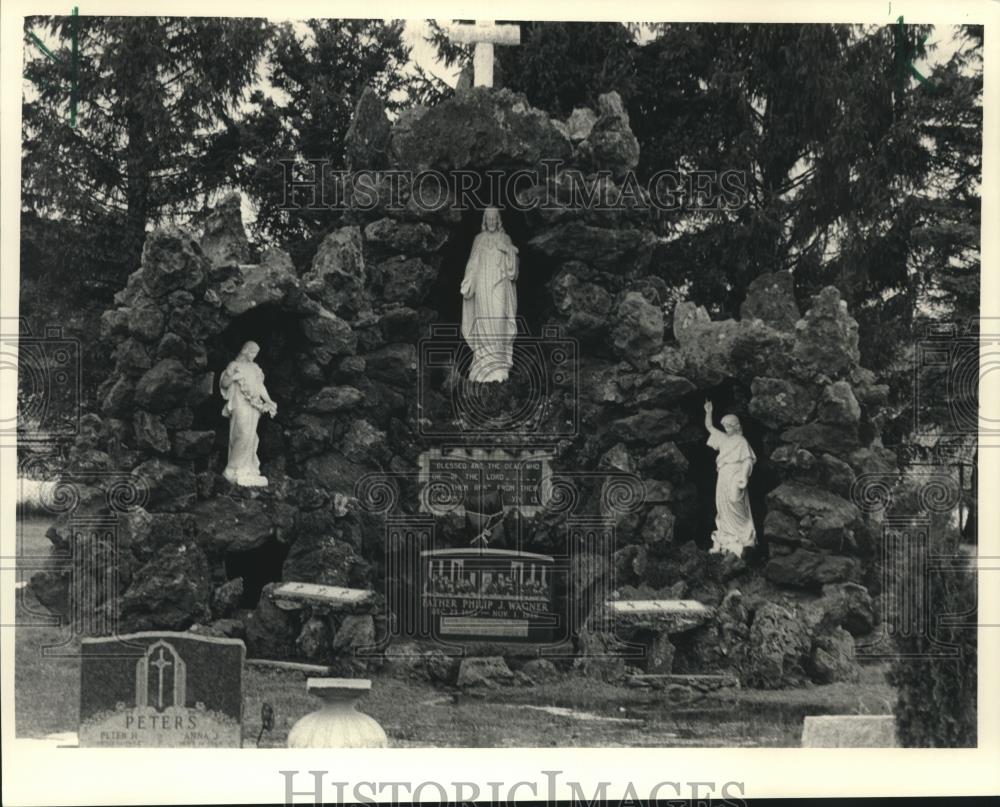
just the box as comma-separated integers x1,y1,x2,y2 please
79,631,244,747
422,547,559,642
801,715,898,747
418,446,552,516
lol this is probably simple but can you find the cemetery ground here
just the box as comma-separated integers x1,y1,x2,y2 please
15,518,895,748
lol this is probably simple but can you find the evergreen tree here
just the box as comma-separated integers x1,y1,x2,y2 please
22,15,270,278
233,20,448,267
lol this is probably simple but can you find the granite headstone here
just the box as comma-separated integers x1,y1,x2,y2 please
79,631,244,747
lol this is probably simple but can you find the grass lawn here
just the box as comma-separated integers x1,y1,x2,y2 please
13,517,896,747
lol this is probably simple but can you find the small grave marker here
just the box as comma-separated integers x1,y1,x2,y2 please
801,715,898,747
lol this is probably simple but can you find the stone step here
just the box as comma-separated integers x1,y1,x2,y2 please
246,658,333,676
626,673,740,692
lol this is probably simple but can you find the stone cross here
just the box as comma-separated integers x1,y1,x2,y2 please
150,648,172,709
447,20,521,88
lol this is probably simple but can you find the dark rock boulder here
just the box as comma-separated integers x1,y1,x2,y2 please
364,343,417,386
817,380,862,425
749,377,815,428
211,577,245,619
528,221,655,273
131,458,197,511
134,359,193,412
549,263,614,340
763,509,801,544
191,495,279,556
641,505,676,555
295,616,332,662
780,421,861,457
739,270,800,331
766,482,861,527
363,218,449,256
282,533,370,589
672,302,739,386
134,410,171,454
301,308,357,363
744,601,811,689
345,86,391,171
219,247,297,317
456,656,515,688
792,286,860,379
245,582,299,659
303,452,371,494
565,107,597,142
765,549,863,588
802,582,878,636
101,376,134,417
638,441,689,481
370,256,439,305
127,300,166,343
113,338,152,377
127,512,198,564
200,192,251,266
816,453,855,499
610,409,685,444
611,291,664,362
118,541,211,632
577,91,640,180
808,626,861,684
303,386,364,413
632,370,695,408
173,430,216,460
329,614,376,674
303,226,368,321
391,86,571,171
770,444,818,475
138,227,209,299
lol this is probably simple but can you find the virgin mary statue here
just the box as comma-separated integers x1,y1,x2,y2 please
460,207,519,383
220,341,277,487
704,400,756,556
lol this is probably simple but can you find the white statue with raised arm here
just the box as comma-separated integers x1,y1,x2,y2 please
704,400,756,556
220,340,277,487
460,207,519,383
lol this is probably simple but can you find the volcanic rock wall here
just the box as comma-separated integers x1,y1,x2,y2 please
30,86,897,689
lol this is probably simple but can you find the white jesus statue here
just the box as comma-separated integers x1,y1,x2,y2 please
220,340,277,487
704,400,756,556
460,207,519,383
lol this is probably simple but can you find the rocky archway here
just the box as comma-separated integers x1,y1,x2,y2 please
36,87,899,689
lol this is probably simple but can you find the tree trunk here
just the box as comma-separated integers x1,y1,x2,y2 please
123,106,150,274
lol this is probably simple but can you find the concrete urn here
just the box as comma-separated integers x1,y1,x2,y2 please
287,678,388,748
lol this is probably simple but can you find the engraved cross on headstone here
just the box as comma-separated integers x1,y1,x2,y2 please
150,647,172,709
447,20,521,88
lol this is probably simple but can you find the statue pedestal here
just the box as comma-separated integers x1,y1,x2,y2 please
286,678,388,748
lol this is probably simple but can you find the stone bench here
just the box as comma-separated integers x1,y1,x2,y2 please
606,599,715,674
272,582,375,612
